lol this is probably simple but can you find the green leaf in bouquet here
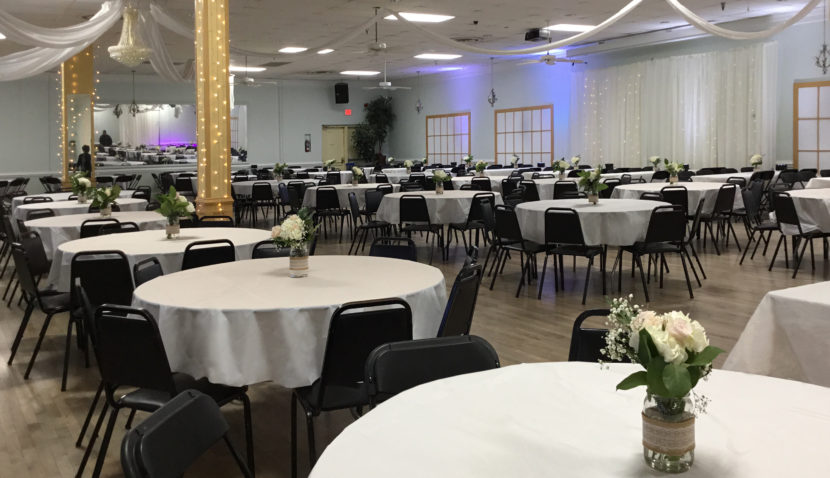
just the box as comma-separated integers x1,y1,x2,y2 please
616,371,648,391
646,356,670,397
686,345,725,366
636,329,652,366
687,365,702,388
662,363,692,398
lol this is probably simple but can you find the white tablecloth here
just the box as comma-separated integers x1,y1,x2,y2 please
787,188,830,233
311,362,830,478
482,168,517,178
308,170,354,183
303,183,401,209
724,281,830,387
450,176,502,193
231,179,303,197
611,182,742,215
515,199,666,246
376,191,503,225
49,227,268,292
693,170,780,184
10,190,135,217
133,256,447,387
28,211,168,258
13,197,147,222
805,177,830,189
370,172,409,184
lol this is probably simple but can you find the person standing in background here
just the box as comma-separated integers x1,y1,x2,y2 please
76,145,92,173
99,130,113,147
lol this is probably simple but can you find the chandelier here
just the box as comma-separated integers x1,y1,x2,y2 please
108,5,151,68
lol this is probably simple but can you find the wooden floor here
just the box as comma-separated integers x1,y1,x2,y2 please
0,219,826,477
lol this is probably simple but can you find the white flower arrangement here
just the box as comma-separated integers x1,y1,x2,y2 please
510,155,519,167
387,156,395,164
70,172,91,196
403,159,414,168
571,155,581,167
271,208,317,248
750,154,763,166
463,154,474,163
663,159,682,176
578,169,607,195
603,296,724,400
422,156,429,165
324,159,336,167
432,169,450,183
553,159,569,172
156,186,195,223
475,160,487,173
351,166,364,178
90,185,121,210
649,156,663,166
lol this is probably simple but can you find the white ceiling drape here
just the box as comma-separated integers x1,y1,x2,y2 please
569,43,778,170
0,0,121,48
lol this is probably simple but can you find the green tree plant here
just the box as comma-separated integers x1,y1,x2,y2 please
351,96,396,167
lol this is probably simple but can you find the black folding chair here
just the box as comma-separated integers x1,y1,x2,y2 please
133,257,164,287
437,262,483,337
80,218,120,238
181,239,235,270
568,309,612,362
251,240,290,258
369,237,417,261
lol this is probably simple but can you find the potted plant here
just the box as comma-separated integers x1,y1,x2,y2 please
91,186,121,217
433,169,450,194
603,296,724,473
155,186,195,239
750,154,763,170
351,166,364,186
274,162,287,181
577,169,608,204
70,172,92,204
271,208,318,278
663,159,682,183
475,160,487,177
351,96,396,169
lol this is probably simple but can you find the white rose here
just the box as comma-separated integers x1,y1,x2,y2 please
185,203,195,213
629,310,663,350
178,195,188,204
271,225,282,239
105,187,112,195
78,177,91,187
688,320,709,353
649,328,688,365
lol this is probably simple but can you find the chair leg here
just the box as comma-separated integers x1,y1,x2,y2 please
76,381,103,447
62,318,75,391
515,252,527,298
76,400,110,477
291,393,298,478
8,301,34,365
792,237,810,279
125,409,137,430
634,253,650,302
684,246,702,287
768,234,785,271
240,393,255,476
581,256,593,305
741,229,756,264
679,251,694,299
90,406,120,478
489,249,505,290
24,311,57,379
305,411,317,469
537,254,549,300
727,221,742,252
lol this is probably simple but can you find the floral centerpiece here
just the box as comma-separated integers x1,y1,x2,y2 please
577,169,608,204
91,186,121,217
475,160,487,176
510,154,519,168
271,207,318,278
422,156,429,166
552,158,570,179
273,162,287,181
404,159,414,174
463,154,473,166
70,172,92,203
432,169,450,194
155,186,195,238
387,156,395,165
571,155,581,168
324,159,336,171
603,296,724,473
750,154,763,170
649,156,663,170
663,159,683,183
351,166,364,186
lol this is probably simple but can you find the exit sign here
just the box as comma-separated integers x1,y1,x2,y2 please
344,109,352,116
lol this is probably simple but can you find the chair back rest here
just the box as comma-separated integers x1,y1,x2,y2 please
26,208,54,221
643,205,687,243
316,187,341,210
182,239,235,270
519,180,540,202
494,205,523,243
94,305,176,396
369,237,417,261
639,192,663,201
772,192,802,230
251,240,289,259
651,170,670,181
174,177,193,193
80,218,121,238
315,298,412,405
133,257,164,287
71,250,134,307
121,390,250,478
364,190,383,214
374,173,389,183
399,195,430,224
465,193,494,224
471,177,491,191
713,184,738,213
251,182,274,201
437,263,483,337
726,177,747,188
568,309,612,362
660,186,688,212
100,221,140,235
375,184,394,195
10,244,40,299
23,196,53,204
544,208,586,245
19,231,50,276
553,181,578,199
501,178,518,196
365,335,499,404
198,216,235,227
132,186,152,201
326,171,341,184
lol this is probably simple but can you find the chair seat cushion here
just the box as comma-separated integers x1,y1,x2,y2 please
503,240,545,254
549,244,603,257
295,380,368,412
38,291,71,312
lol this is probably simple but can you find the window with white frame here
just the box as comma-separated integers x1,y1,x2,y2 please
426,112,471,164
494,105,553,165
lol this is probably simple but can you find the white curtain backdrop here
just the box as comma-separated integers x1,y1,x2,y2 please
119,110,160,146
569,42,778,169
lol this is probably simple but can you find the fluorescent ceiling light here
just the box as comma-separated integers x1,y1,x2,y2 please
229,65,266,72
340,70,380,76
543,24,595,32
415,53,462,60
317,49,334,55
384,12,454,23
0,33,5,40
279,46,308,53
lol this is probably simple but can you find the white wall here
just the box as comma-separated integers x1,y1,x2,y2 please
387,63,572,162
0,74,61,175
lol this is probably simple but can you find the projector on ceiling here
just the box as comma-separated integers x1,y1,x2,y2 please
525,28,552,42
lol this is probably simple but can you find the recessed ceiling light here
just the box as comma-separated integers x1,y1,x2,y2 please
415,53,462,60
384,12,454,23
317,49,334,55
543,24,595,32
340,70,380,76
0,33,5,40
279,46,308,54
229,65,266,72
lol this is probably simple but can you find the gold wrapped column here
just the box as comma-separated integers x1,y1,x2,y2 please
194,0,233,217
60,46,96,185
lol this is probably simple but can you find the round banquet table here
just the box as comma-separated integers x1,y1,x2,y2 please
132,256,447,387
308,170,354,183
310,362,830,478
693,171,780,184
13,197,147,222
302,183,401,209
450,176,502,192
611,182,742,215
786,188,830,233
10,190,135,216
48,227,269,292
805,177,830,189
515,199,666,246
482,168,517,178
376,190,504,225
231,179,318,196
370,172,409,184
27,210,168,258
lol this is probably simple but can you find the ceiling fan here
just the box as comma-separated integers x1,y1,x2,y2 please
234,56,279,87
516,54,585,66
363,61,411,91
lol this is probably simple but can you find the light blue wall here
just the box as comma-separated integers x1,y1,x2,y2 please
0,74,61,176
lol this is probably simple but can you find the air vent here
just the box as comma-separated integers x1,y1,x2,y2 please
303,70,338,75
452,35,491,43
259,61,291,67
